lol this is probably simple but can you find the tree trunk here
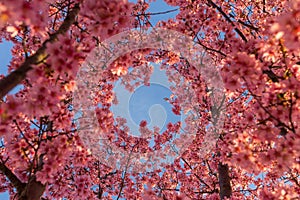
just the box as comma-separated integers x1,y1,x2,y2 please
19,176,45,200
0,162,45,200
218,162,232,199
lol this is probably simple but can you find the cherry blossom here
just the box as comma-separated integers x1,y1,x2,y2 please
0,0,299,199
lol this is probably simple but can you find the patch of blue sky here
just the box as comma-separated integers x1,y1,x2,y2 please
110,0,183,137
111,63,187,154
0,41,13,75
0,40,23,95
146,0,179,26
130,0,179,26
0,40,13,200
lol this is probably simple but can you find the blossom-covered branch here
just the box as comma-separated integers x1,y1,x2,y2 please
0,3,80,99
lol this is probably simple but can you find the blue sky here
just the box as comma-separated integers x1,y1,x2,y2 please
112,0,180,137
0,40,12,200
144,0,179,25
0,40,13,74
111,64,182,137
0,40,23,95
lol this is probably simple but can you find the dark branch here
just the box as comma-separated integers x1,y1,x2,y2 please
134,8,179,16
218,163,232,199
0,162,26,194
0,3,80,99
207,0,248,42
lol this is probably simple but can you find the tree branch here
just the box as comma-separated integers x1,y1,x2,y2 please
134,8,179,16
237,19,259,32
181,157,213,190
207,0,248,42
218,162,232,199
0,162,26,194
19,175,45,200
0,3,80,99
